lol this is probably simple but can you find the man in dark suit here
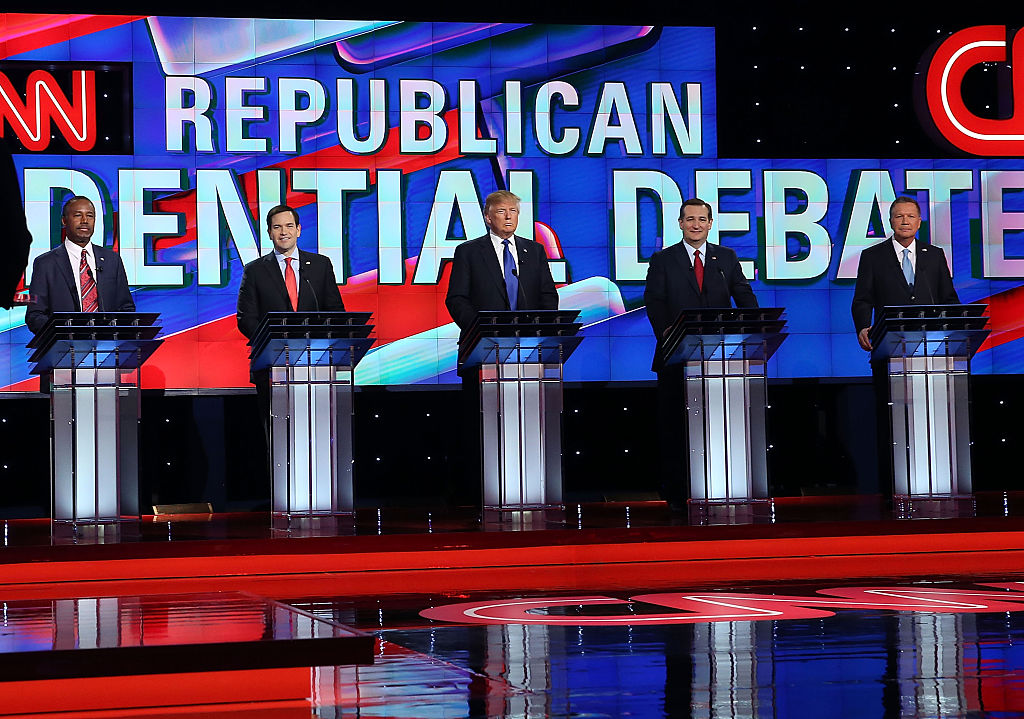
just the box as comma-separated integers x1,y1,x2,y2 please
26,196,135,335
851,195,959,351
644,198,758,355
236,204,345,342
444,190,558,504
851,195,959,491
445,190,558,340
236,204,345,495
643,198,758,509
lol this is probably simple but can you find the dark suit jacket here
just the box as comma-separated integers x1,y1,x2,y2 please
236,250,345,341
26,243,135,335
644,241,757,343
445,234,558,339
851,238,959,332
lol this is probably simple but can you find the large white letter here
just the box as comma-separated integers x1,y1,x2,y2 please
534,81,580,156
336,78,387,154
587,82,642,155
612,169,682,281
279,78,326,153
650,82,701,155
225,76,269,153
196,169,260,285
413,170,487,284
695,170,752,246
165,76,214,152
399,79,447,154
458,80,496,154
836,170,897,279
981,170,1024,278
763,170,831,280
117,169,186,286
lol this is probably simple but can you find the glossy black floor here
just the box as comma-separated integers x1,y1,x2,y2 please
290,576,1024,718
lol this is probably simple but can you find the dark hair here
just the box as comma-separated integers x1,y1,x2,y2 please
889,196,921,217
680,198,713,222
266,204,300,229
61,195,94,219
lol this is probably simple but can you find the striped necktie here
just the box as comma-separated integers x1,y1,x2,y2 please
80,250,98,312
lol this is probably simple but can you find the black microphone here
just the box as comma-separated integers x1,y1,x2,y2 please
302,275,320,311
511,267,518,278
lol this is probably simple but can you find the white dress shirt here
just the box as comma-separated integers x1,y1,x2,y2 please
489,232,520,274
274,248,301,284
891,237,917,274
683,240,708,268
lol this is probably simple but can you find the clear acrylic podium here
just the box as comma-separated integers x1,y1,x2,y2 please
870,305,989,498
660,308,787,503
249,311,374,518
28,312,162,523
459,310,582,511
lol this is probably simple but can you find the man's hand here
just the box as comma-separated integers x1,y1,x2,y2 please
857,327,872,351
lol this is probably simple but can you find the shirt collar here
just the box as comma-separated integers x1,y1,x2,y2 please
683,240,707,264
63,238,93,261
891,237,916,256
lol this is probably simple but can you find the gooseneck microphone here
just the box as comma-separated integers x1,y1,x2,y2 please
303,275,320,311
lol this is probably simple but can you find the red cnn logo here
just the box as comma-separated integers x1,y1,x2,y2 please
0,69,96,152
925,25,1024,156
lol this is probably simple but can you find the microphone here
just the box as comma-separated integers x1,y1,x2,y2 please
302,276,320,311
511,267,518,278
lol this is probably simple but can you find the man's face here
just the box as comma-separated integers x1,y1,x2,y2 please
268,211,301,255
484,201,519,240
678,205,713,247
889,202,921,246
62,199,96,247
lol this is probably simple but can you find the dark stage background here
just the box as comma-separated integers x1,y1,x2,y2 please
1,5,1020,514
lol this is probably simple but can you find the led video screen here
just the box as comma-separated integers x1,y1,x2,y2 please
1,16,1021,390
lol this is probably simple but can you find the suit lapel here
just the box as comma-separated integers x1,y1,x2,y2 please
882,241,912,291
673,243,701,296
55,245,81,310
264,253,291,307
481,237,508,303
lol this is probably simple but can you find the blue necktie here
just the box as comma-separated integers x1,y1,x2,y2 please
502,239,519,311
902,248,914,288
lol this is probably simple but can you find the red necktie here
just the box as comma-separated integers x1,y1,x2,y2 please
285,257,298,311
694,249,704,292
80,250,98,312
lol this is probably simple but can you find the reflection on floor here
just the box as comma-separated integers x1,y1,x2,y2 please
6,497,1024,717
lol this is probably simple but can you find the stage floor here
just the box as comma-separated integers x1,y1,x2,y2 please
4,495,1024,717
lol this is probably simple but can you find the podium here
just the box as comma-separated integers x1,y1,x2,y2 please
28,312,162,523
249,312,374,517
459,310,583,511
660,308,787,503
869,305,989,498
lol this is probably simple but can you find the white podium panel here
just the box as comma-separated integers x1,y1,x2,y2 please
684,358,769,503
51,366,140,523
888,354,972,497
270,364,354,516
479,362,564,511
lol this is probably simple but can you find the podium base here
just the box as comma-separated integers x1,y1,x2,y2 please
271,513,355,536
51,521,141,545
